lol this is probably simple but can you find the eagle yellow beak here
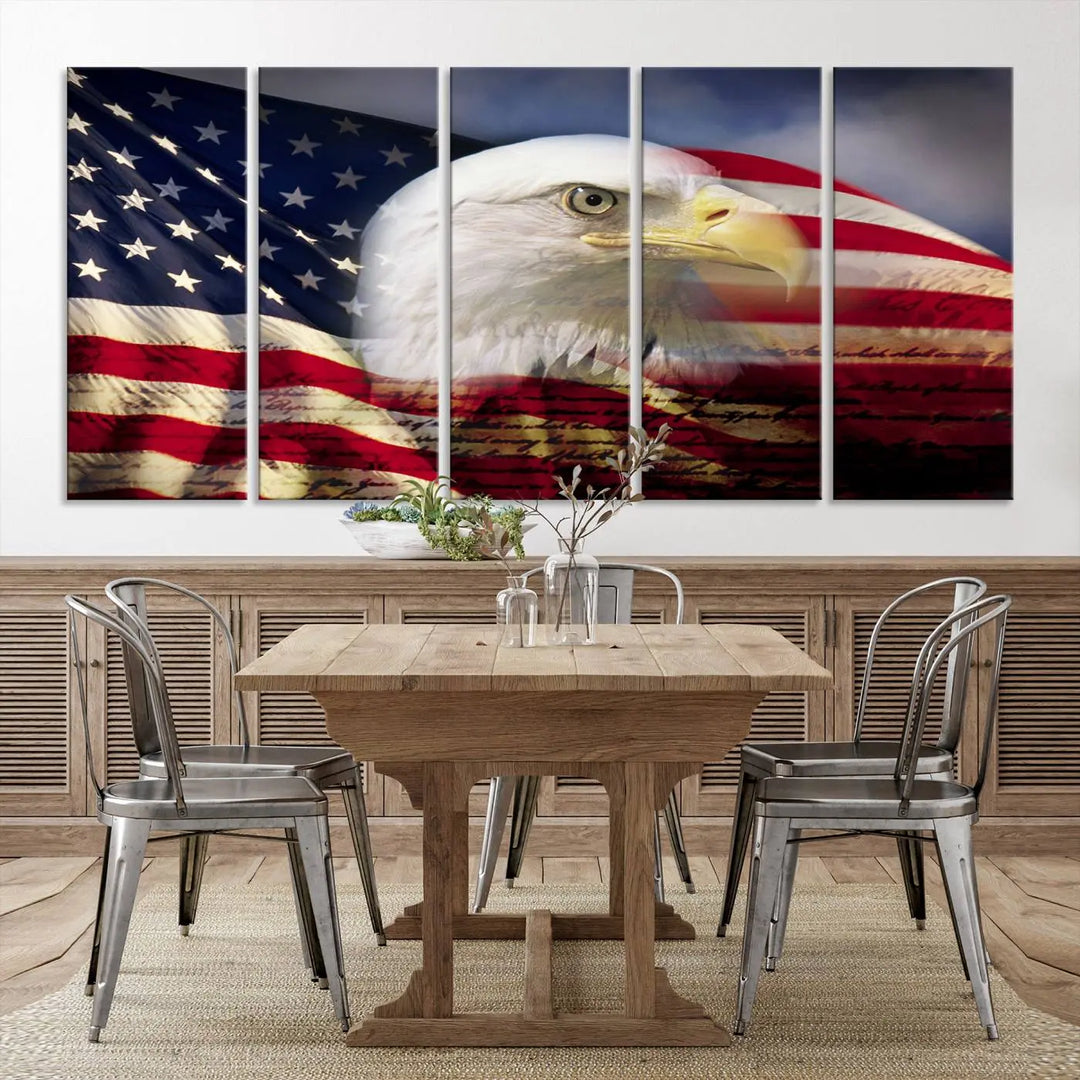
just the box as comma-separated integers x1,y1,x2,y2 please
585,185,810,299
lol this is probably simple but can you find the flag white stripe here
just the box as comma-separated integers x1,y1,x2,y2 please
68,297,246,351
68,372,246,427
68,452,246,497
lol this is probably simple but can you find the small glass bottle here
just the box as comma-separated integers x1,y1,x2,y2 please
496,574,538,648
543,540,600,646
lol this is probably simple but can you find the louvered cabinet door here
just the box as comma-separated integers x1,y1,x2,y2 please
832,594,979,785
240,595,383,815
382,594,498,816
101,593,233,786
978,600,1080,815
0,595,87,816
679,595,827,816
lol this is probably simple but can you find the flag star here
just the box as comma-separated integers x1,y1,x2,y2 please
167,269,202,293
106,146,142,169
73,257,107,281
338,297,369,318
67,157,101,182
288,133,322,157
119,237,157,260
152,134,179,155
424,130,438,147
280,186,314,208
260,283,285,304
293,228,318,246
258,238,281,260
202,209,234,232
294,269,325,290
117,188,153,212
332,256,361,274
67,112,92,135
148,87,181,110
153,176,187,200
104,102,134,121
239,159,270,178
380,144,412,167
328,218,360,239
331,166,364,189
215,253,245,272
333,116,363,135
196,166,223,185
194,120,227,144
67,69,87,88
166,219,200,241
71,208,107,231
258,103,275,124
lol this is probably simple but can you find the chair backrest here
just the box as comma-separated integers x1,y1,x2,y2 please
65,594,189,815
522,562,685,625
894,592,1011,807
855,576,987,751
105,577,250,750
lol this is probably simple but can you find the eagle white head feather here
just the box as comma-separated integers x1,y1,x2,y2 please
354,134,808,382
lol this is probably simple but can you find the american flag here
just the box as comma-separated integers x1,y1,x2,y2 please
67,67,247,499
67,69,1011,502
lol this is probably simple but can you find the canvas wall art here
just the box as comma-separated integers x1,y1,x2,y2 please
448,67,631,498
832,67,1013,499
66,67,247,499
641,67,822,498
257,67,439,499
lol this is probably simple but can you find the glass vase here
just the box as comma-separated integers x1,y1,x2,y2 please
496,574,538,648
543,541,600,646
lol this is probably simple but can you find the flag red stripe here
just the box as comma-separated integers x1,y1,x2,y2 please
69,336,245,390
832,219,1010,272
833,288,1011,331
68,412,246,465
260,350,437,413
260,423,438,477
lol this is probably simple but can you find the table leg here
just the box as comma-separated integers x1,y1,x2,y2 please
623,761,656,1018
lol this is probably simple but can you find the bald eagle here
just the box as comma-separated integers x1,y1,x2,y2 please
353,134,809,383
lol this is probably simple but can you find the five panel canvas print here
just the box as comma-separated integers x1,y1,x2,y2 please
66,66,1013,501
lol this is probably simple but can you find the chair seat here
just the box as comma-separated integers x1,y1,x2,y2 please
756,776,977,820
101,776,327,821
140,744,355,781
743,739,952,778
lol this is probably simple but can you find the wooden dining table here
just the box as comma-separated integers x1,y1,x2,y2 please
234,621,831,1048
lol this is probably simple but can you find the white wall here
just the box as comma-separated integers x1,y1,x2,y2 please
1,0,1077,557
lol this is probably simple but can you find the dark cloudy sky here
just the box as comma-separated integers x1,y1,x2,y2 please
835,68,1013,260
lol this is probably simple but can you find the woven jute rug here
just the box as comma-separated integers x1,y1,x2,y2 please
1,879,1077,1080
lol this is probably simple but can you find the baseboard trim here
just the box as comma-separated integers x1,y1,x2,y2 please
2,816,1077,858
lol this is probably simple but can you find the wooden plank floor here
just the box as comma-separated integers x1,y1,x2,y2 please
1,854,1077,1026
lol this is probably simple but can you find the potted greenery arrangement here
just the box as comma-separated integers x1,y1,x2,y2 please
341,480,529,561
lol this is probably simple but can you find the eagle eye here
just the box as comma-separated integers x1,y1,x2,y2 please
564,185,617,216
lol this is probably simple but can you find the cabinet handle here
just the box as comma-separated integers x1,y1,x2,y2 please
88,659,101,668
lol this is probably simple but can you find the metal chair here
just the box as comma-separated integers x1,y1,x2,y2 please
66,595,349,1043
472,562,694,913
734,592,1011,1040
718,576,987,940
101,577,384,958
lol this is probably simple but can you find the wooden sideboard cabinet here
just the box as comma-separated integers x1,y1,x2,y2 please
1,557,1077,854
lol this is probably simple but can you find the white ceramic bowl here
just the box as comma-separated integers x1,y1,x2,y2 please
341,520,446,560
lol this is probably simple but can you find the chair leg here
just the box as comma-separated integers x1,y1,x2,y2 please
88,817,151,1043
765,828,801,971
473,775,516,913
663,791,695,894
719,768,758,937
896,832,927,929
340,768,386,944
733,815,790,1037
505,775,541,888
295,815,350,1032
85,825,112,995
653,812,666,904
177,832,209,936
934,817,997,1040
285,826,324,983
